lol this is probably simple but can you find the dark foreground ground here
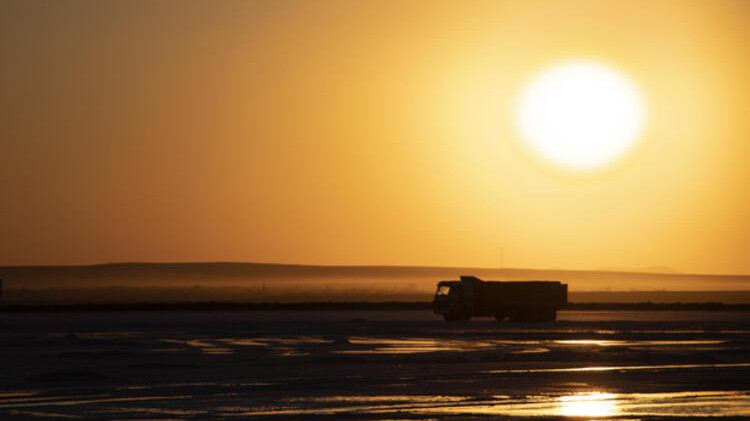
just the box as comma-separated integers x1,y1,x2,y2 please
1,310,749,420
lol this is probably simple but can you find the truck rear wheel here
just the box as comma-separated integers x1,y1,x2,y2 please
538,308,557,322
507,308,525,322
508,308,547,322
524,308,555,322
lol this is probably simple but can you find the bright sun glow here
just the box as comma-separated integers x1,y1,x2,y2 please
516,61,646,170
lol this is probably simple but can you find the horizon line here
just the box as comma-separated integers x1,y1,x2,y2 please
2,260,749,279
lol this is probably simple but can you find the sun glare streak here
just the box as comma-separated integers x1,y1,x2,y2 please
557,392,620,417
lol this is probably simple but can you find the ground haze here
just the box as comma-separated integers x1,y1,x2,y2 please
2,262,750,305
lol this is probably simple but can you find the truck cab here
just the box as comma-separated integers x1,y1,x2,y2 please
432,280,472,321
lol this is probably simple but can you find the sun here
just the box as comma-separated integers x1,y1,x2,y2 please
516,61,646,170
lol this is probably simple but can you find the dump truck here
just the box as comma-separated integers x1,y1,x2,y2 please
433,275,567,322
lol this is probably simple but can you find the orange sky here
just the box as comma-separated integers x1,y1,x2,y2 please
2,0,750,274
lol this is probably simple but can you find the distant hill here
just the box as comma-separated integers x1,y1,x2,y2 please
1,262,749,305
1,261,748,289
596,265,682,274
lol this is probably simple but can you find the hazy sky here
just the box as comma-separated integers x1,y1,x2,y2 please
2,0,750,274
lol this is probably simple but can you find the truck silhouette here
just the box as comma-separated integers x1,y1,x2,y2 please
433,275,567,322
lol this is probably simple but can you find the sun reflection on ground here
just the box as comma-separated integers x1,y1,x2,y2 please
557,392,619,418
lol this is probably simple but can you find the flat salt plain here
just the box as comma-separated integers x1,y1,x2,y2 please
1,310,749,420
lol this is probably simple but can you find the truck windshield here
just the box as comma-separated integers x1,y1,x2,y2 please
436,285,451,296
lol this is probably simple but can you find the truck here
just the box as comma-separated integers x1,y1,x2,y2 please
432,275,567,322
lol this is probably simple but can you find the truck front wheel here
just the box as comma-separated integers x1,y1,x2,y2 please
444,305,472,322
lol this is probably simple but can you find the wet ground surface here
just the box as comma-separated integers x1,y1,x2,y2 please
1,310,749,420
